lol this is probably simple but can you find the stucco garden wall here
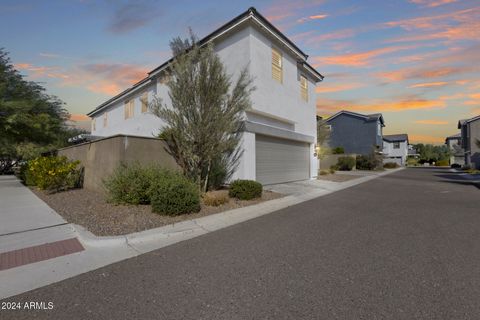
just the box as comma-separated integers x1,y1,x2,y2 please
58,135,179,193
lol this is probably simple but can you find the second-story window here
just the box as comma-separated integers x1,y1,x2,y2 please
124,100,134,119
271,47,282,83
141,92,148,113
103,112,108,127
300,75,308,102
393,142,400,149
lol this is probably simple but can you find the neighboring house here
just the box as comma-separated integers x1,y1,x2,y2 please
407,145,419,158
458,115,480,169
444,133,464,166
382,134,409,166
86,7,324,185
325,110,385,155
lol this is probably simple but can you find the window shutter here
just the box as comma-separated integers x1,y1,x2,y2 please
103,112,108,127
272,48,282,83
124,101,129,119
130,100,134,118
300,75,308,102
92,118,96,131
141,93,148,113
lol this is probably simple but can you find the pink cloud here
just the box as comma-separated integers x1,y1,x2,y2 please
317,96,445,113
313,45,414,67
315,83,363,93
15,61,148,96
385,7,480,43
409,134,445,144
15,63,69,79
409,0,458,7
297,14,328,23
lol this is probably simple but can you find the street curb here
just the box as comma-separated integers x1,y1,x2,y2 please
74,167,405,254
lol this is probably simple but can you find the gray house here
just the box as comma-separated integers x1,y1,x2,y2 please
444,133,464,166
458,115,480,169
325,110,385,155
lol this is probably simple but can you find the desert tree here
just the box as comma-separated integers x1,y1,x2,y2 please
150,30,255,192
0,48,74,173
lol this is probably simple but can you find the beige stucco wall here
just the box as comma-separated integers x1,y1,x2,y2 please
58,135,179,193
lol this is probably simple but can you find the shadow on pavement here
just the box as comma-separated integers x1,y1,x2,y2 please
435,172,480,190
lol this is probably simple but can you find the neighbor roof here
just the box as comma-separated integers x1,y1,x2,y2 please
445,133,461,140
88,7,324,117
326,110,385,126
458,115,480,128
383,134,408,143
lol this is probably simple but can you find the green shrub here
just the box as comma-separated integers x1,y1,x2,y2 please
332,147,345,154
407,157,419,167
19,162,35,186
319,170,329,175
383,162,399,169
27,156,81,192
229,179,262,200
356,154,381,170
103,163,170,205
336,156,355,171
203,190,229,206
435,160,449,167
149,173,200,215
207,157,228,191
329,167,336,174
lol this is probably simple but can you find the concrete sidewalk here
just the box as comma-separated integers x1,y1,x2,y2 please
0,176,66,236
0,168,403,299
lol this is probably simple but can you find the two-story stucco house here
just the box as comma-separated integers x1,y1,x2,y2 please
458,115,480,169
382,134,409,166
325,111,385,155
445,133,464,166
86,7,324,185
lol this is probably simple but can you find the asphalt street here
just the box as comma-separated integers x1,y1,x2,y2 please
2,167,480,319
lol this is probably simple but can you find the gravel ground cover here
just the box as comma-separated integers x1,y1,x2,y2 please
31,188,283,236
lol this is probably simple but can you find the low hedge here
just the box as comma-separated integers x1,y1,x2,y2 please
336,156,355,171
104,163,200,215
26,156,82,192
103,163,168,205
435,160,449,167
383,162,399,169
149,173,200,215
229,179,262,200
356,154,381,170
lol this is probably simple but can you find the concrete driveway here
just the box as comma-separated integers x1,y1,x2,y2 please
3,167,480,319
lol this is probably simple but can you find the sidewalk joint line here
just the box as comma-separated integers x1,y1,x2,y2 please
0,222,70,237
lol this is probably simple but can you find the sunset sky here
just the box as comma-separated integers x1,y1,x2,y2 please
1,0,479,144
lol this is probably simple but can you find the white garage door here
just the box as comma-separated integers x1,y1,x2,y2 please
256,135,310,185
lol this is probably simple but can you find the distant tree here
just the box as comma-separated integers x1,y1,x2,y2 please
0,48,71,173
150,30,255,192
413,143,450,163
476,139,480,148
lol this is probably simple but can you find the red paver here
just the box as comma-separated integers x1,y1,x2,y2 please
0,238,84,271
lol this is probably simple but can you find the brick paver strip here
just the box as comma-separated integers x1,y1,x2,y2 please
0,238,84,271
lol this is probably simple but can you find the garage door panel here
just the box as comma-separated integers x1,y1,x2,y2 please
256,135,309,185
